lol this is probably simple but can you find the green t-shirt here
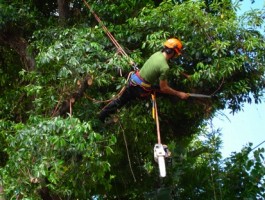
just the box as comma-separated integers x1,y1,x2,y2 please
139,51,169,84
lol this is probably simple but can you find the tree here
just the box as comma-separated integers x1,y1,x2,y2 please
0,0,264,199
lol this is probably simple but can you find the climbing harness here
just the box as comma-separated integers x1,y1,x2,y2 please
130,71,151,88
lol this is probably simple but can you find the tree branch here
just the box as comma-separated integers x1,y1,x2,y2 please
55,75,93,117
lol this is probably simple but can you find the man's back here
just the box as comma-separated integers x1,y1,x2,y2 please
139,51,169,85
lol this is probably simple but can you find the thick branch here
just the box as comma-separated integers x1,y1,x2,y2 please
56,75,93,117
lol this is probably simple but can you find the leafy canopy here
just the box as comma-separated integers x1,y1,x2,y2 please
0,0,264,199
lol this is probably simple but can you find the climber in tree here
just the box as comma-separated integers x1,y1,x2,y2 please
99,38,190,122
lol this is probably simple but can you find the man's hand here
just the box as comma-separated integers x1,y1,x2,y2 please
160,80,189,100
177,92,190,99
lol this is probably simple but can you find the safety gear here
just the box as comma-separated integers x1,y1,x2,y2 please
164,38,183,55
130,71,151,88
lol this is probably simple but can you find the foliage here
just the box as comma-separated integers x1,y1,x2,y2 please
1,117,116,199
222,144,265,199
169,129,265,199
0,0,264,199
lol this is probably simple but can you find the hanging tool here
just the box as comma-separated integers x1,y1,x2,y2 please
154,144,167,177
152,93,167,177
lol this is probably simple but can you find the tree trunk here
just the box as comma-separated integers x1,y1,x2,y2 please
57,0,70,24
0,34,35,71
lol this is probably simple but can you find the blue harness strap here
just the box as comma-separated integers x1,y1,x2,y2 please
130,72,151,88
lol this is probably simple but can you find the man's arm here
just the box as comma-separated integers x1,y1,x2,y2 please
180,71,190,79
159,80,189,99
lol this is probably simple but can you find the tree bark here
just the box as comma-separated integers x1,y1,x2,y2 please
0,34,35,71
57,0,70,25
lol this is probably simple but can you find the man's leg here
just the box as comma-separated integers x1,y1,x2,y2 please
98,85,148,122
98,86,133,122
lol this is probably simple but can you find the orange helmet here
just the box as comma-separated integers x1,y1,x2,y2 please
164,38,183,55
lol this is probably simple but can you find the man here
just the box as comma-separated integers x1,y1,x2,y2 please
99,38,190,122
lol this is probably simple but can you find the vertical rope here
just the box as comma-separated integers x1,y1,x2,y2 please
69,99,73,116
152,93,161,144
118,121,137,182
